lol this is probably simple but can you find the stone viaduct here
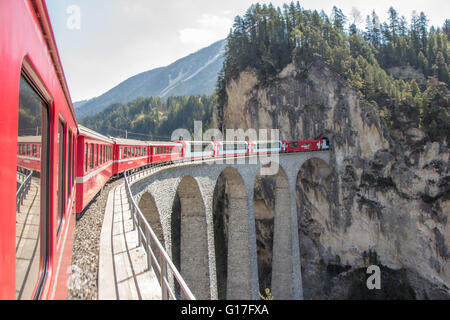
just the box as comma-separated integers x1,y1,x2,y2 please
129,152,331,300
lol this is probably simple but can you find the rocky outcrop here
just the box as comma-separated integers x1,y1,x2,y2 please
214,60,449,299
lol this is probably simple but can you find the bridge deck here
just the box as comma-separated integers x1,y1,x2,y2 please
98,183,162,300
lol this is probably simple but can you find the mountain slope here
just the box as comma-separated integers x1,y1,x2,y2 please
75,39,225,119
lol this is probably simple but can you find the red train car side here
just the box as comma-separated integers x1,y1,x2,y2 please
283,138,330,152
0,0,78,300
17,136,42,172
149,142,184,165
112,138,150,175
75,126,114,215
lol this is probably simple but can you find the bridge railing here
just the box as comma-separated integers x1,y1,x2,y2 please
16,168,33,212
124,167,196,301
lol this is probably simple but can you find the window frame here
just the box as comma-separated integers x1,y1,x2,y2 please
17,70,51,300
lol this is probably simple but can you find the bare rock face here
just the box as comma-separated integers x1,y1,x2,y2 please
215,60,449,299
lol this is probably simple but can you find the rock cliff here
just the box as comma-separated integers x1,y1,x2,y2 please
213,60,449,299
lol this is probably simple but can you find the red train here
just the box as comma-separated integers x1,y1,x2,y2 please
1,0,330,300
17,136,42,172
75,126,114,215
1,0,78,300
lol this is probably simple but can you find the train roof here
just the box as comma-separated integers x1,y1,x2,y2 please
112,138,150,147
148,141,183,147
17,136,42,143
181,141,216,144
78,125,114,143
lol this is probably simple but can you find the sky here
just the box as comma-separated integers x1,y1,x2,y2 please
46,0,449,102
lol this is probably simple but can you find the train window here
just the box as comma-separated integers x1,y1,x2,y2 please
95,144,99,168
85,143,88,172
32,145,37,157
16,74,49,300
89,144,94,169
124,147,127,159
67,132,72,202
290,141,298,148
57,120,66,236
128,148,131,158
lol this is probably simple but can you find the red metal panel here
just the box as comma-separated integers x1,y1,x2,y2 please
0,0,78,300
75,134,114,214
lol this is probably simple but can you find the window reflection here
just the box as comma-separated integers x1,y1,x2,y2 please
16,75,48,300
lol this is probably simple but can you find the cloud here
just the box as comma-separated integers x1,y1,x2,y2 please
179,14,232,46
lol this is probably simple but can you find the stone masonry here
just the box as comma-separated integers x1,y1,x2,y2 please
131,152,331,300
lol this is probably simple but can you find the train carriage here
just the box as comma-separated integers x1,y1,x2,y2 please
75,126,114,215
250,141,282,155
179,141,218,161
283,138,330,153
149,141,184,165
217,141,249,158
0,0,78,300
112,138,150,175
17,136,42,172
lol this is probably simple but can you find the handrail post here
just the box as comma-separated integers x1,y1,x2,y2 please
160,252,168,300
137,214,141,247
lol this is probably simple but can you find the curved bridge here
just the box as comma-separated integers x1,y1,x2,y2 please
125,151,332,300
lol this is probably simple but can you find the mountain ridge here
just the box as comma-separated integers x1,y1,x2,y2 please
75,39,225,119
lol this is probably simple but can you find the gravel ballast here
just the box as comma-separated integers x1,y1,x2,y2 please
68,178,124,300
